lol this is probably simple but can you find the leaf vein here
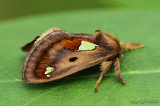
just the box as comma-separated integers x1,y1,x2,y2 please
23,89,54,106
0,70,160,83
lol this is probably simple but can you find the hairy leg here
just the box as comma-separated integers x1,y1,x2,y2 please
95,61,112,92
114,58,125,85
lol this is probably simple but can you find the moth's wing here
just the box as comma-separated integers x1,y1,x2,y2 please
21,36,40,52
22,29,115,83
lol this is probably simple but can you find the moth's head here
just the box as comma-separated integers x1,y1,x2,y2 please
94,30,121,53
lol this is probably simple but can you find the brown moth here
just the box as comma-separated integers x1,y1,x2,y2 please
22,27,144,92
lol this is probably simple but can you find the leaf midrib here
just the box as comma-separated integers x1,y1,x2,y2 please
0,70,159,83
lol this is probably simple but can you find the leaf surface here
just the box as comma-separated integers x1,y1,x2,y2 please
0,9,160,106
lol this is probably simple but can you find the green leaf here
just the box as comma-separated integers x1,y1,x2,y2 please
0,9,160,106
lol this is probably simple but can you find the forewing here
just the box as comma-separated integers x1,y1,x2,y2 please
22,29,114,83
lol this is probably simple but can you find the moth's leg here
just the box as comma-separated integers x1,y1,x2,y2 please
114,58,125,85
95,61,112,92
120,42,144,51
21,36,40,52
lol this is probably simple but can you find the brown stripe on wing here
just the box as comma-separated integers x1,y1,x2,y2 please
59,38,96,50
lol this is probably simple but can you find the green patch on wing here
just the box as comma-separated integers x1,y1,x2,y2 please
45,67,55,74
79,41,98,51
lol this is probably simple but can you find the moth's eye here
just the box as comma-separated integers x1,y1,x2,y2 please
69,57,78,62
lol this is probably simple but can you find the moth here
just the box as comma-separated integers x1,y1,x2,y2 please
22,27,144,92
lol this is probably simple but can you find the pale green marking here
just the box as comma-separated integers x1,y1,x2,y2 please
45,67,55,74
46,75,51,78
79,41,98,51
